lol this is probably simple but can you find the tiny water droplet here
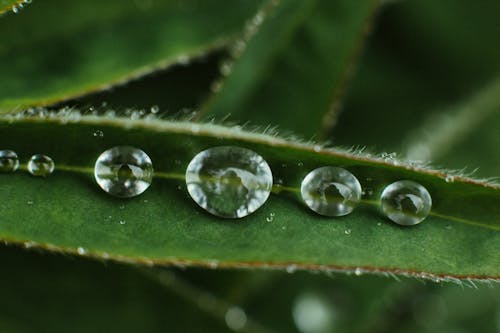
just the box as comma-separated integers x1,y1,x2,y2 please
0,150,19,172
286,264,297,273
12,5,19,13
119,204,125,209
297,161,304,167
225,306,247,331
377,222,382,226
27,200,34,205
119,220,126,225
143,199,149,203
93,129,104,138
301,167,361,217
185,146,273,218
150,105,160,114
77,247,86,255
381,180,432,226
445,175,455,183
28,154,55,177
354,267,362,276
94,146,153,198
344,229,351,235
266,212,275,223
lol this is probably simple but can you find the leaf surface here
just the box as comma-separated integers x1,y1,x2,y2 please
201,0,379,137
0,114,498,280
0,0,261,112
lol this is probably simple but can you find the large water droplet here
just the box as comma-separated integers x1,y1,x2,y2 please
185,146,272,218
28,154,55,177
380,180,432,226
301,167,361,216
0,150,19,172
94,146,153,198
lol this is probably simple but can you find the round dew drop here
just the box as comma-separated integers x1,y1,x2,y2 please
94,146,153,198
0,150,20,172
380,180,432,226
185,146,273,218
300,167,362,216
28,154,55,177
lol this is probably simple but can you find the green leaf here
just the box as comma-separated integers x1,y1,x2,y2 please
1,113,499,280
200,0,379,137
406,77,500,178
0,0,23,15
0,0,262,112
330,0,500,151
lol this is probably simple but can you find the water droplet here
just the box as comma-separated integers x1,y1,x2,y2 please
150,105,160,114
94,146,153,198
266,212,275,222
28,154,55,177
292,293,336,333
0,150,19,172
93,130,104,138
27,200,34,205
445,175,455,183
301,167,361,217
298,161,304,167
225,306,247,331
354,267,362,276
119,220,126,225
185,146,273,218
12,5,19,13
286,264,297,273
377,222,382,226
344,229,351,235
381,180,432,226
77,247,86,255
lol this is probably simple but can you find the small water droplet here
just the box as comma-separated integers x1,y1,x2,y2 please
0,150,20,172
354,267,362,276
143,199,149,203
266,212,275,222
28,154,55,177
377,222,382,226
445,175,455,183
150,105,160,114
94,146,153,198
381,180,432,226
12,5,19,13
119,204,125,210
297,161,304,167
282,226,287,230
344,229,351,235
93,129,104,138
77,247,86,255
301,167,362,217
27,200,34,205
185,146,273,218
119,220,126,225
286,264,297,273
225,306,247,331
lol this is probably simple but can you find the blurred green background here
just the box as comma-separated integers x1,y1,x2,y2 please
1,0,500,332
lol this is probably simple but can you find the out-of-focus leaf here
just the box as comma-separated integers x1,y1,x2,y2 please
330,0,500,151
0,113,499,279
406,77,500,178
0,0,262,112
201,0,379,137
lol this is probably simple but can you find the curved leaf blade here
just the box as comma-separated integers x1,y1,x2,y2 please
0,0,262,112
201,0,379,137
0,114,499,280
